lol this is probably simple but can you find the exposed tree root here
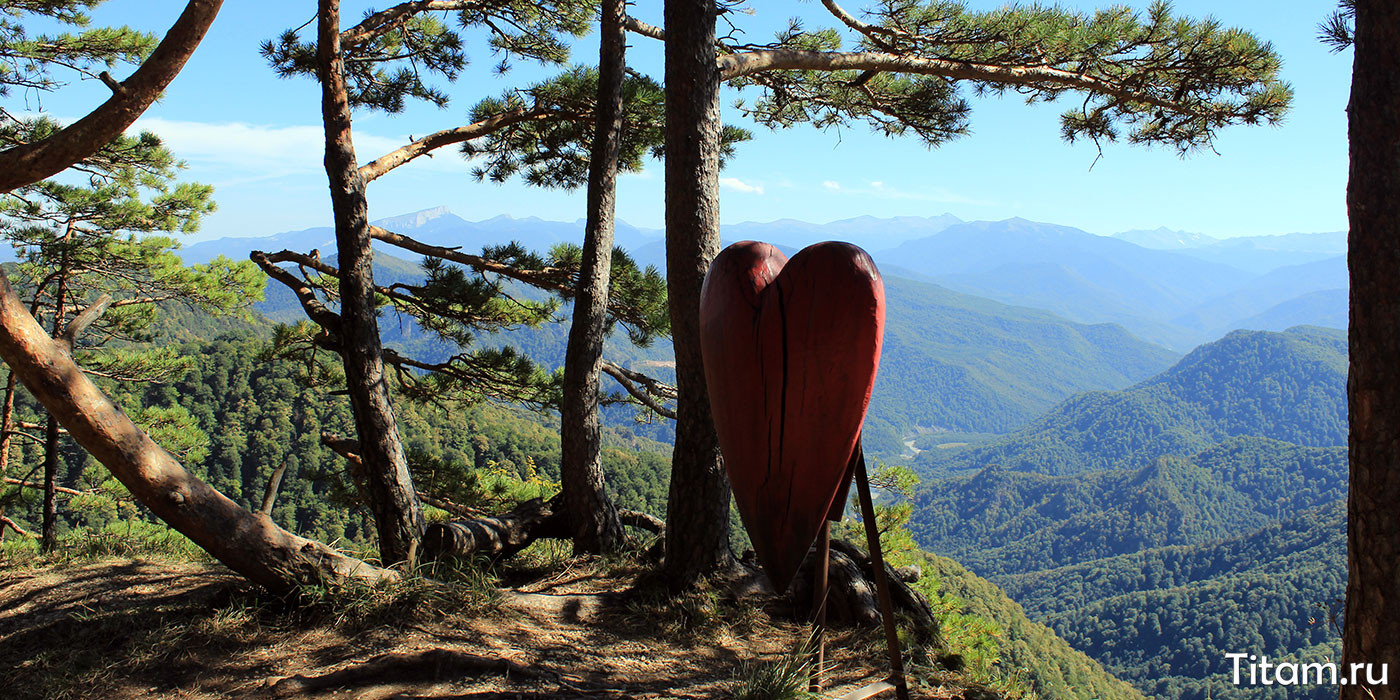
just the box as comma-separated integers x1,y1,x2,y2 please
785,537,939,643
268,648,545,696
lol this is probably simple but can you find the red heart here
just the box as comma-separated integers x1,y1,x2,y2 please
700,241,886,591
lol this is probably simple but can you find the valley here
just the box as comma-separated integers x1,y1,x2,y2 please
6,206,1347,699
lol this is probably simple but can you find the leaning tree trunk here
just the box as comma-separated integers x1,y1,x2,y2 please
316,0,423,566
660,0,734,590
558,0,628,555
1343,3,1400,698
0,271,394,593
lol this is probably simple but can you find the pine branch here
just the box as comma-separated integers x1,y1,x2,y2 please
0,514,36,539
4,475,92,497
369,225,574,292
719,49,1187,112
359,105,559,182
340,1,486,50
249,250,344,337
0,0,225,193
58,292,111,350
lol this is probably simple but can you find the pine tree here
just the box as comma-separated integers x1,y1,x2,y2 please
256,1,680,561
559,0,629,555
0,125,261,551
1339,2,1400,698
650,0,1292,589
0,1,398,593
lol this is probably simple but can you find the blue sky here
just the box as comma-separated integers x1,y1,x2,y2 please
24,1,1353,242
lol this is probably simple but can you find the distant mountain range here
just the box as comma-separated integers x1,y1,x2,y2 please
254,244,1177,458
180,206,1343,352
1112,226,1345,274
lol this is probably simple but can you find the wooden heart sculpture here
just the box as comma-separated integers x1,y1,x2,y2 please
700,241,885,591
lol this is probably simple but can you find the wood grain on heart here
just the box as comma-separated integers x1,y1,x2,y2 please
699,240,886,591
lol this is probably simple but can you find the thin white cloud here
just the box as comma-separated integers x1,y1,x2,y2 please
719,176,765,195
128,117,471,182
818,178,993,206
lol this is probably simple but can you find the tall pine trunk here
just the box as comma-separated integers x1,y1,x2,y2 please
661,0,734,589
559,0,628,553
1343,2,1400,698
0,370,15,543
40,254,69,552
316,0,423,565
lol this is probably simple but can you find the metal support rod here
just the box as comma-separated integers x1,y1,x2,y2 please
811,519,830,692
855,445,910,700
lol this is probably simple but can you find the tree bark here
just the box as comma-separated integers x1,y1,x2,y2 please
0,271,394,593
40,257,69,553
422,495,571,561
1344,3,1400,698
0,370,15,543
559,0,628,555
40,413,58,550
660,0,734,590
316,0,423,566
0,0,225,193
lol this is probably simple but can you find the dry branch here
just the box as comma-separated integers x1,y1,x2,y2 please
270,648,543,697
4,476,88,497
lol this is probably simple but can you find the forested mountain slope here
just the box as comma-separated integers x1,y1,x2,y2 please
1038,502,1345,700
909,437,1345,575
904,326,1348,700
253,249,1178,456
917,326,1346,476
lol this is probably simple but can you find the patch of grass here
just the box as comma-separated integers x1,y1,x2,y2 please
512,536,572,570
732,643,821,700
292,556,502,632
4,569,263,700
0,520,209,571
622,575,770,644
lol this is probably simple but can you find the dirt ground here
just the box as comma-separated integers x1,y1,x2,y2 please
0,557,980,699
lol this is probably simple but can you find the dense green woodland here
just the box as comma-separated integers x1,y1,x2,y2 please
917,326,1346,476
0,313,1150,699
0,324,671,545
1043,504,1344,700
907,327,1348,699
911,437,1344,575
